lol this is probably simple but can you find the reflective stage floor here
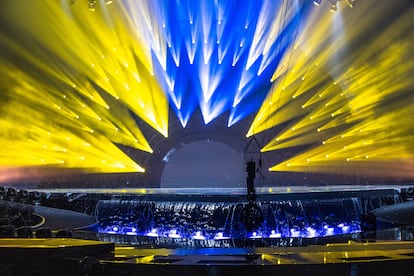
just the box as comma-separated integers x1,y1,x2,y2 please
2,238,414,275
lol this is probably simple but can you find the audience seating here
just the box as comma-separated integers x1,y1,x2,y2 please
36,227,52,238
16,226,33,238
0,224,16,238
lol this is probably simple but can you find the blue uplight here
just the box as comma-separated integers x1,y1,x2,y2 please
98,222,360,240
214,231,229,240
168,229,181,238
146,228,159,237
192,231,206,240
305,227,318,238
105,226,120,234
126,0,313,127
124,227,137,236
290,228,301,238
324,225,335,236
269,230,282,238
338,223,351,234
248,231,263,239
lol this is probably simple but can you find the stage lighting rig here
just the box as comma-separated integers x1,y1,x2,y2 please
241,159,264,232
246,159,257,202
86,0,113,11
313,0,356,11
241,137,264,232
330,0,338,12
88,0,96,11
313,0,322,6
345,0,356,8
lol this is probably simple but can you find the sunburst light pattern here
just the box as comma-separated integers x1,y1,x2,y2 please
0,0,413,182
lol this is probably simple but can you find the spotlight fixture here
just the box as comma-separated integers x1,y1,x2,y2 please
313,0,356,12
313,0,322,6
345,0,356,8
329,0,338,12
88,0,96,11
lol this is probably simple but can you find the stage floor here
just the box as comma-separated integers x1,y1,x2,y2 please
2,238,414,275
100,240,414,275
111,240,414,265
0,238,113,258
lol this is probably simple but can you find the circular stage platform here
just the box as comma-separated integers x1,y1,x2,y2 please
33,205,97,231
2,185,414,275
32,184,413,248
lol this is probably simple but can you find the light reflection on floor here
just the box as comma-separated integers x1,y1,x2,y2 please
112,240,414,265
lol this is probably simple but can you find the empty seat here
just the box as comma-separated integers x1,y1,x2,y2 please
0,217,11,226
8,204,19,217
36,227,52,238
18,189,30,203
16,226,33,238
19,205,34,225
29,191,42,205
0,200,9,217
10,214,25,228
0,224,16,238
0,186,6,199
56,229,73,238
6,187,17,201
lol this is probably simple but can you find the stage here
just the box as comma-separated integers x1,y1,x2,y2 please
23,184,411,247
1,184,414,274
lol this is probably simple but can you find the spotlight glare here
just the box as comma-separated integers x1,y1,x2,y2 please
269,230,282,238
146,228,159,237
168,229,181,238
329,1,338,12
345,0,356,8
290,229,301,238
88,0,96,11
313,0,322,6
214,232,228,240
192,231,206,240
248,231,262,239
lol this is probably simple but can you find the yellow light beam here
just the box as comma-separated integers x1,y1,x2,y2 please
254,3,414,179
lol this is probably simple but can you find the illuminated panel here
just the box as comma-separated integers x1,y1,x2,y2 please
124,0,310,127
252,3,414,178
